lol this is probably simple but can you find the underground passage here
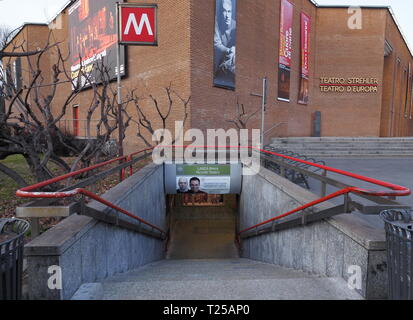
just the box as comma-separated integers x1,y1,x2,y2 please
13,147,411,300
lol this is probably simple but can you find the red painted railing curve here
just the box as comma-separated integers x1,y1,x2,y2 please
15,145,410,239
237,146,410,236
15,147,165,236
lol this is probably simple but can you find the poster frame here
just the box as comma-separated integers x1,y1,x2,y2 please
212,0,238,90
68,0,127,90
277,0,294,102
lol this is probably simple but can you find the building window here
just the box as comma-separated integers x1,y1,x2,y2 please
73,105,79,137
13,58,22,91
5,64,12,97
384,40,393,57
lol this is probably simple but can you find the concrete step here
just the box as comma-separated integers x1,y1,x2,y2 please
271,137,413,143
268,137,413,157
266,152,413,158
267,146,413,152
268,149,413,155
278,153,413,158
268,146,413,152
167,202,239,260
96,259,363,300
267,149,413,154
269,143,413,149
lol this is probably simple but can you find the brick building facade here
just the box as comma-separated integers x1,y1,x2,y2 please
2,0,413,153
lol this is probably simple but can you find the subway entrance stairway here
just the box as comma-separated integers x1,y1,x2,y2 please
17,147,411,300
73,195,363,300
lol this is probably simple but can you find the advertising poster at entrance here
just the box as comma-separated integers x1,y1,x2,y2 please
175,164,231,195
69,0,126,90
213,0,237,90
298,12,311,105
277,0,293,102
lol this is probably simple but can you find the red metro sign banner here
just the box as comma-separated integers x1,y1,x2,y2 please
118,4,157,45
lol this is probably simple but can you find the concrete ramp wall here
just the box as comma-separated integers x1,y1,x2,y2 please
240,167,388,299
24,164,166,300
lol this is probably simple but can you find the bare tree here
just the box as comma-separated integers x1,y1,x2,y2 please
66,59,134,172
0,30,130,187
1,27,191,189
130,83,190,147
226,97,260,130
0,25,13,50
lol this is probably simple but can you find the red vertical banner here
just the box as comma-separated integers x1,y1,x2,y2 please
298,12,311,105
277,0,293,102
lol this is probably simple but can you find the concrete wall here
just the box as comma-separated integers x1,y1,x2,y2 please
24,163,166,300
240,167,388,299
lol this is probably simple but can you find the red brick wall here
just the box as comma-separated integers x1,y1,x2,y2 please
313,8,387,137
4,0,412,154
190,0,317,143
381,11,413,137
48,0,192,154
2,24,52,124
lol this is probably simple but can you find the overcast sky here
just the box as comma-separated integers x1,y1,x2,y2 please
0,0,412,51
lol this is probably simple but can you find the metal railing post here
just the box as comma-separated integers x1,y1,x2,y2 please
321,169,327,197
344,193,351,213
80,195,86,215
30,218,40,238
280,165,286,178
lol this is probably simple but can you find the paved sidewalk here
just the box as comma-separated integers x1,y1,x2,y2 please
307,157,413,229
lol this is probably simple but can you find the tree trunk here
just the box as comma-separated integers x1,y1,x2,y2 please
49,155,71,173
24,154,53,184
0,162,28,188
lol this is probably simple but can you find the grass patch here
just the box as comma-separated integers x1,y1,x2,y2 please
0,155,35,218
0,154,69,211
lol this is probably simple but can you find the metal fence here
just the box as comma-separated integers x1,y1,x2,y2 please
0,218,30,300
57,119,117,138
381,209,413,300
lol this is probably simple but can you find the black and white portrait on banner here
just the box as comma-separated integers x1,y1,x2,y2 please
213,0,237,89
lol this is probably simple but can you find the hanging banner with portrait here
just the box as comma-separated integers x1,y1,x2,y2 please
69,0,126,90
298,12,311,105
277,0,293,102
213,0,237,89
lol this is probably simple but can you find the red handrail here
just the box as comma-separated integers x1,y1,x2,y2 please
15,147,165,235
169,144,409,236
15,145,411,238
237,146,411,236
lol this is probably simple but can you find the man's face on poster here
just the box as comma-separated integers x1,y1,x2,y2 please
190,179,201,193
178,178,188,192
222,0,232,29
